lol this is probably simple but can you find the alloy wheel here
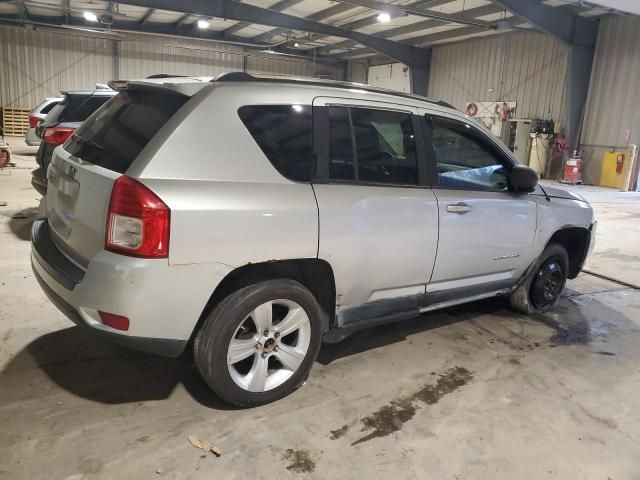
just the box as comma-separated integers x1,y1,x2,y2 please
227,299,311,392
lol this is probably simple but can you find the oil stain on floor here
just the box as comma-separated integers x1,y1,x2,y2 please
332,366,473,446
282,449,316,473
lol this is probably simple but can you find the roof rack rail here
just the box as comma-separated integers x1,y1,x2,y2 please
146,74,189,79
435,100,456,110
208,71,454,109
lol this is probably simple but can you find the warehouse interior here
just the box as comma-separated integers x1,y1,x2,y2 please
1,0,640,478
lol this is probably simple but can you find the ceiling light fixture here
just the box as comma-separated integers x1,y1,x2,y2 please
377,12,391,23
83,11,98,22
197,19,210,29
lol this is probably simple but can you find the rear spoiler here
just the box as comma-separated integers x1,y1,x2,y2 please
107,77,211,96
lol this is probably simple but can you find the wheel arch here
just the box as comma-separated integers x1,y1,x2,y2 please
545,226,591,279
191,259,336,342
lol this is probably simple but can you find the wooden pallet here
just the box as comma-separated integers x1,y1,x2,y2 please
1,107,31,135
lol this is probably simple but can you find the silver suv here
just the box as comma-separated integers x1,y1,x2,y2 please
31,73,596,406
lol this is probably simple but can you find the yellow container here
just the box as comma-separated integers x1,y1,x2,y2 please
600,150,633,190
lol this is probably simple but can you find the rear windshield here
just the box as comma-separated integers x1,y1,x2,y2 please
65,90,188,173
46,94,112,123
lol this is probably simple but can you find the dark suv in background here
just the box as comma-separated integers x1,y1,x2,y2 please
31,86,116,195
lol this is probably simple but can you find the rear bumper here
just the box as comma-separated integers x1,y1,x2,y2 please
31,218,232,357
25,128,40,146
32,266,187,357
31,167,48,196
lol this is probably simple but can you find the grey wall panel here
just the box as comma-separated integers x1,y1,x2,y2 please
117,33,245,79
428,31,568,123
1,25,344,111
347,61,367,83
245,54,343,80
584,16,640,148
580,15,640,183
0,25,114,108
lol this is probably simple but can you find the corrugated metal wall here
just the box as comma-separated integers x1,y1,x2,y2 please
117,33,245,79
0,26,114,108
0,25,345,110
347,61,368,84
429,31,568,122
580,15,640,184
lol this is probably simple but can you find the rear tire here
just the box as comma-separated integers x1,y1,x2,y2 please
194,279,324,407
510,243,569,314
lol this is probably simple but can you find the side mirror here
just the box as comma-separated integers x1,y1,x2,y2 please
509,165,538,193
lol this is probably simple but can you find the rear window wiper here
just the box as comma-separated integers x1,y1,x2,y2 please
73,134,103,150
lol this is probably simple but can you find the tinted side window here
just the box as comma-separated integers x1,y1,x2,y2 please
40,101,59,114
326,107,417,185
431,117,509,190
351,108,417,185
238,105,313,182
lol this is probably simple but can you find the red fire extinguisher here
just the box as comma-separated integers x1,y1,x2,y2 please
616,154,625,174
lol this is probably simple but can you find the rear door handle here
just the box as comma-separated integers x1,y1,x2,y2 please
446,203,473,214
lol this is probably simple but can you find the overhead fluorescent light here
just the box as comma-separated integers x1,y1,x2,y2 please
83,11,98,22
197,19,210,29
377,12,391,23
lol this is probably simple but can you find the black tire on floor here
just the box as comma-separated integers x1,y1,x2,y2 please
194,279,324,407
510,243,569,315
0,149,11,168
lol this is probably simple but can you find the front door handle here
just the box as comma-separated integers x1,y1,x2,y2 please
446,203,473,214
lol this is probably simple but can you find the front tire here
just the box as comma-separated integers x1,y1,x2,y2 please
510,243,569,314
194,279,324,407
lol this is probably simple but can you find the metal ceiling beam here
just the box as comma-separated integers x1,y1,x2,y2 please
222,0,304,38
493,0,598,47
340,19,528,59
17,0,28,18
113,0,431,66
333,0,494,28
493,0,599,151
320,3,504,56
175,14,193,28
253,0,451,45
139,8,155,25
251,3,354,43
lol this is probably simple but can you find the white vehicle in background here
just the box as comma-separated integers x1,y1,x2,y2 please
26,97,63,146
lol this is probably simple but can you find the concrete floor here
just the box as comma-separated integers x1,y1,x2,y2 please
1,137,640,480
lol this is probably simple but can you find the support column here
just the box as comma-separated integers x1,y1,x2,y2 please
565,44,596,151
409,47,432,97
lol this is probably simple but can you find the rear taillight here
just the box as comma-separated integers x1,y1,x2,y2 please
42,127,75,145
106,176,170,258
28,115,39,128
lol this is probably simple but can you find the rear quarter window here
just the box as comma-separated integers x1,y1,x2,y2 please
238,105,313,182
65,90,188,173
39,101,59,115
